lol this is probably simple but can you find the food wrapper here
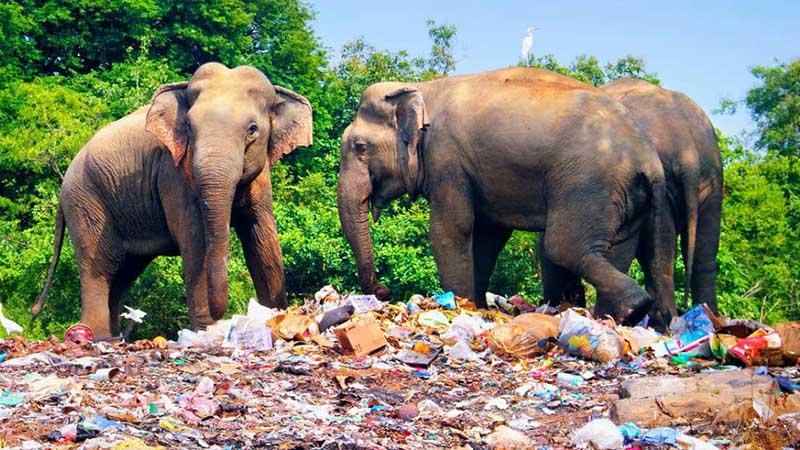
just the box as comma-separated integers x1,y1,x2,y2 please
557,309,623,363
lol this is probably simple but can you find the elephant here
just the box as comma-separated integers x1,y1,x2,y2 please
337,67,675,325
31,62,313,340
539,78,723,320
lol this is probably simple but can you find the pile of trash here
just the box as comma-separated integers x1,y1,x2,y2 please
0,289,799,449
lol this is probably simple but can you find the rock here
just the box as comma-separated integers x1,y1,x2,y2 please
484,426,532,450
611,369,779,426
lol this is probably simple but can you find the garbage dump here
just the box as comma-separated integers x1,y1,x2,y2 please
1,290,799,448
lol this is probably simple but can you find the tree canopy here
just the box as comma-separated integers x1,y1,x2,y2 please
0,0,797,338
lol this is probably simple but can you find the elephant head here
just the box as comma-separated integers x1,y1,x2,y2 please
145,62,312,320
337,83,428,300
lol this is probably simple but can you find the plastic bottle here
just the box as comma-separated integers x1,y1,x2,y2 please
556,372,585,387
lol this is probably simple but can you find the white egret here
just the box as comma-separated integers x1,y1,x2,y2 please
521,27,539,65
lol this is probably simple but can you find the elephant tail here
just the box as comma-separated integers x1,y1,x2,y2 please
31,205,65,316
682,177,699,306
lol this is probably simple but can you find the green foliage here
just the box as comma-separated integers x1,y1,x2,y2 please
746,60,800,156
0,2,796,341
526,53,660,86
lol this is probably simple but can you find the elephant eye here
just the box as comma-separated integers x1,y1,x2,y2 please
354,142,368,154
247,123,259,136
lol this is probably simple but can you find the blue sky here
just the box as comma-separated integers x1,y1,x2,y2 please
309,1,799,139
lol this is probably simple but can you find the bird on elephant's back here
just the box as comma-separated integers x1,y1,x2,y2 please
31,62,313,341
336,67,676,327
539,78,723,325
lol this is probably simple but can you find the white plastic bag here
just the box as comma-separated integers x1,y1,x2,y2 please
572,419,623,449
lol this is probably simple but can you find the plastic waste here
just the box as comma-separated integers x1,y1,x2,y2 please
0,390,25,406
418,310,451,330
446,339,485,362
177,329,211,348
654,304,714,358
343,294,383,314
485,292,515,313
485,425,532,450
572,418,623,449
417,399,442,414
727,329,782,365
676,434,720,450
558,309,624,363
443,313,492,342
112,438,164,450
619,422,641,443
434,291,456,310
619,326,660,353
119,306,146,323
489,313,559,358
314,284,340,303
65,323,94,343
1,352,66,367
642,427,679,445
318,304,355,332
407,294,424,314
556,372,585,388
89,367,120,381
0,303,23,335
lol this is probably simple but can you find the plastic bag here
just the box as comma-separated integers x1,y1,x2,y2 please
418,310,451,331
446,340,485,362
572,419,623,449
490,313,559,358
727,329,782,365
653,305,715,358
443,313,492,342
558,309,623,363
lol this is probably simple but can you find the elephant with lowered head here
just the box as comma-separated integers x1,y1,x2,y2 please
32,62,313,340
540,78,723,319
337,67,676,326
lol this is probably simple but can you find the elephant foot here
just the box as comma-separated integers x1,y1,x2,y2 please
648,302,679,332
190,315,216,331
594,290,653,326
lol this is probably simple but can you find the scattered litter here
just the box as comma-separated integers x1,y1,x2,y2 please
0,294,796,448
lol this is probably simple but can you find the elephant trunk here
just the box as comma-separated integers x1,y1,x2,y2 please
337,167,388,300
194,144,244,321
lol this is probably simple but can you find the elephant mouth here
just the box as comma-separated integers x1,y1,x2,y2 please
370,196,383,222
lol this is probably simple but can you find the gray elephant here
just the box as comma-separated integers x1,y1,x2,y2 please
32,62,313,340
540,78,723,319
337,67,675,325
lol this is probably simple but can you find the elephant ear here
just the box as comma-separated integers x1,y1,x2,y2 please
269,86,313,165
145,82,190,167
386,87,429,199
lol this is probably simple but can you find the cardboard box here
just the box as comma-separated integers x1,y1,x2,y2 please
776,321,800,355
334,314,387,356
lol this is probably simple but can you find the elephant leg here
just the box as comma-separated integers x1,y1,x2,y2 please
472,223,512,304
233,167,286,309
638,215,678,329
108,255,154,337
538,233,586,307
543,205,651,325
690,193,722,313
428,182,477,305
65,201,122,341
78,271,114,340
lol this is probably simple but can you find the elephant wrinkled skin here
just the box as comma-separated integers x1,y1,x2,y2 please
32,63,313,340
337,68,675,326
540,78,723,322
